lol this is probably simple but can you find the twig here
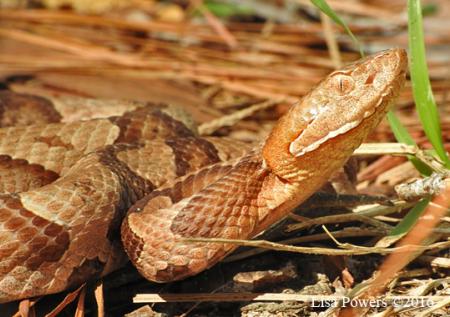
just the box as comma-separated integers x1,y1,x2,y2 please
133,293,448,303
94,281,105,317
74,287,86,317
395,173,450,201
354,143,447,173
224,227,386,263
286,212,392,232
294,0,402,22
13,298,40,317
179,280,233,317
418,255,450,269
184,237,450,256
320,12,342,68
416,296,450,317
0,27,144,66
352,200,415,218
44,284,86,317
191,0,238,48
18,299,32,317
198,99,281,135
354,142,417,155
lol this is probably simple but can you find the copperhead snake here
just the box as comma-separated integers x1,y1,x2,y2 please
0,49,407,303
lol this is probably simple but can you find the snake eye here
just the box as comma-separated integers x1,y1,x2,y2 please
332,74,354,95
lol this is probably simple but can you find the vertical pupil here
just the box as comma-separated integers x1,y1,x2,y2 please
333,75,353,94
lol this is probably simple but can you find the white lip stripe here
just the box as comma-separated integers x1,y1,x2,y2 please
289,120,360,157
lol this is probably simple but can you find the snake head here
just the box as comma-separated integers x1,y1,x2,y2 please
262,48,407,181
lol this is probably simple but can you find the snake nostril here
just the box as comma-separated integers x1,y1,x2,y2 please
365,73,376,85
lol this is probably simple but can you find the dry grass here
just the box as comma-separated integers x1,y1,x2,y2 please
1,1,449,316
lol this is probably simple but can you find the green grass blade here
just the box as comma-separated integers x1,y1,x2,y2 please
376,198,429,247
203,1,252,18
390,198,430,236
387,111,432,175
310,0,364,57
408,0,450,168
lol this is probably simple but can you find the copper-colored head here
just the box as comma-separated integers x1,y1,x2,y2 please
262,48,407,181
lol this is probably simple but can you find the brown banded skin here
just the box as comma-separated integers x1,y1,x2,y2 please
0,49,407,303
121,48,407,282
0,105,242,302
0,91,62,127
0,106,195,179
0,91,198,131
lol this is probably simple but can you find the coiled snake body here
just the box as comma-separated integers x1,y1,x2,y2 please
0,49,406,303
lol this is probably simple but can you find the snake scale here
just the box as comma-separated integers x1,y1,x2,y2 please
0,49,407,303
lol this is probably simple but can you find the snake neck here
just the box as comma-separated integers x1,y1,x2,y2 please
261,104,318,184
